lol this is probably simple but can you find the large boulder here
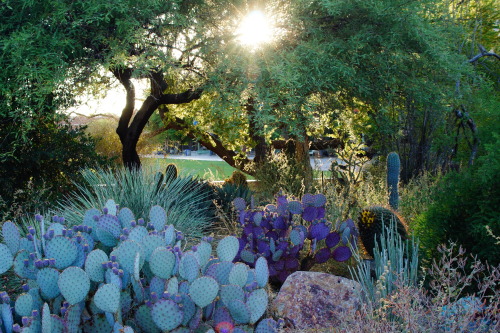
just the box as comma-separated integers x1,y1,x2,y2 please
271,271,362,331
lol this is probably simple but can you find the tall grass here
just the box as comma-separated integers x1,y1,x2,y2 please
57,167,213,238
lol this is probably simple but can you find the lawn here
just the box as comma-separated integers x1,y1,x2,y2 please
143,157,245,181
144,157,332,181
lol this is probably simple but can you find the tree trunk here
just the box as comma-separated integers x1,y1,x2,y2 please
112,68,202,170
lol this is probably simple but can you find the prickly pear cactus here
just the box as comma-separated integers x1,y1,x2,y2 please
0,199,277,332
387,152,400,210
357,205,407,257
234,193,358,286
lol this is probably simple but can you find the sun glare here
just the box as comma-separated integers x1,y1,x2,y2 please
237,10,274,48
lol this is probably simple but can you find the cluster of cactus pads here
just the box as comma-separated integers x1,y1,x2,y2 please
0,200,278,332
233,193,358,285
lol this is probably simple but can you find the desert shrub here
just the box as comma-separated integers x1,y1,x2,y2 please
57,167,214,238
325,170,388,222
253,150,306,200
398,170,443,228
341,243,499,332
413,134,500,265
0,117,109,221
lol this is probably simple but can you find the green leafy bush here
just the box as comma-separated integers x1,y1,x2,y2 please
0,116,109,221
414,134,500,265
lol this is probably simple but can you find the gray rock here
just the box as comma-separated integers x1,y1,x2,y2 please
271,271,362,331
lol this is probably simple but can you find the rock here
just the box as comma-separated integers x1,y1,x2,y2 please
271,271,362,331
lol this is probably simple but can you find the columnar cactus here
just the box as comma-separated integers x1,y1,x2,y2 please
0,201,277,332
387,152,400,210
234,193,358,285
357,205,407,257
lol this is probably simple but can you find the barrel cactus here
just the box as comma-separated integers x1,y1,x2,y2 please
234,193,358,286
165,163,179,182
357,205,407,257
225,170,248,188
387,152,400,210
0,200,277,332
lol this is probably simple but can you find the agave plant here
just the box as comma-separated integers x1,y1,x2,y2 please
57,167,213,238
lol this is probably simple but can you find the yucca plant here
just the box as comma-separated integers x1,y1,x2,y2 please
350,218,420,314
57,167,213,238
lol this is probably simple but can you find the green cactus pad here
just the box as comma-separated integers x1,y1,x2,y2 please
41,303,51,333
167,276,179,295
45,236,78,270
164,225,176,246
255,318,278,333
240,249,256,264
118,207,135,229
15,293,34,316
37,268,60,299
58,267,90,305
229,263,248,287
104,199,118,216
14,250,36,279
180,253,200,282
151,299,183,331
287,200,303,214
233,197,246,211
2,221,20,255
96,228,118,247
194,241,212,268
181,293,196,326
128,226,148,244
247,288,268,324
216,236,239,262
29,286,43,310
149,276,166,296
64,304,82,333
94,283,120,313
47,223,65,237
215,261,234,285
50,314,65,333
84,249,108,282
135,305,161,333
83,208,100,240
228,299,250,324
189,276,219,308
178,281,190,294
97,214,121,238
141,234,164,261
149,247,175,279
116,240,145,274
253,212,263,226
289,229,302,246
19,236,38,253
71,242,86,268
255,257,269,288
221,284,245,307
0,243,13,274
149,205,167,231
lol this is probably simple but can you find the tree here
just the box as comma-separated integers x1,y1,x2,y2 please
1,0,483,186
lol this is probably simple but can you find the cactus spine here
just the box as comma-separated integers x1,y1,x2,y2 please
387,152,400,210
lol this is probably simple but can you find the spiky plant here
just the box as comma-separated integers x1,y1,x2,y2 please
357,206,407,257
57,167,213,238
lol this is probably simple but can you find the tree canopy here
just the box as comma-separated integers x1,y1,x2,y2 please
1,0,498,185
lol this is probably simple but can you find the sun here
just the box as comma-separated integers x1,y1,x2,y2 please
237,10,274,48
